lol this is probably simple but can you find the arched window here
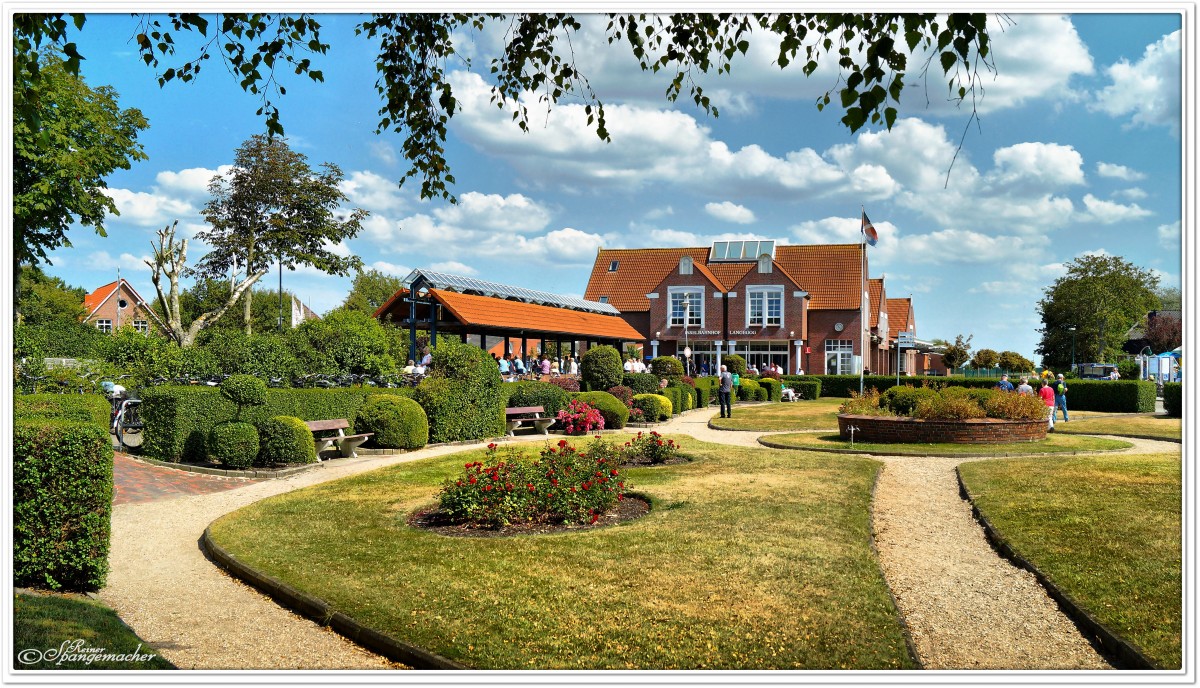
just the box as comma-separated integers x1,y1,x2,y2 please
757,254,772,274
680,256,693,275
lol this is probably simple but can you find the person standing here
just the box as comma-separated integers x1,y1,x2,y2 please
1054,373,1070,422
718,365,734,418
1016,377,1034,395
995,374,1014,392
1039,379,1056,431
624,357,635,373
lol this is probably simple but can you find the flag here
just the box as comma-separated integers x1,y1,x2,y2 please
861,210,879,247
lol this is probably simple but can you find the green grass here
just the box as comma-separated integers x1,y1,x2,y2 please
1053,414,1181,441
762,432,1132,455
13,593,175,670
209,436,915,670
959,454,1181,669
709,398,844,431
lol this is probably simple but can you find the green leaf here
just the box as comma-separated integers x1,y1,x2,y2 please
940,51,957,73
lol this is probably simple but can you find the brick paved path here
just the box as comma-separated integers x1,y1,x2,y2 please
113,453,261,505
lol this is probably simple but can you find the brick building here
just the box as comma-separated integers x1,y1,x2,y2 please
82,279,166,335
584,241,918,376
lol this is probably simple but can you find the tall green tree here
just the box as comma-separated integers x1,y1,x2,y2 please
969,348,998,370
195,134,367,335
13,52,148,308
941,334,973,371
997,350,1035,373
342,269,405,315
149,276,307,335
1037,255,1160,369
14,265,104,358
1156,286,1181,312
17,13,996,202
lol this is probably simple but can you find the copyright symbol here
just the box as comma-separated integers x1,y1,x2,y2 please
17,648,43,665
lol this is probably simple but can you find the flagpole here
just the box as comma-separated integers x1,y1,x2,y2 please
860,205,866,396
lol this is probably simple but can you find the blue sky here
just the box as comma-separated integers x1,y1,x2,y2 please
32,11,1184,362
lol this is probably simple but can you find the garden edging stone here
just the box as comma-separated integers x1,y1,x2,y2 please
955,469,1159,670
200,526,465,670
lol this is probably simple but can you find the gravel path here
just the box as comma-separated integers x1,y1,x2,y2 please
99,407,1176,670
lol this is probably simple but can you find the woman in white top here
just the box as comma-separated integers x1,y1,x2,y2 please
568,356,579,375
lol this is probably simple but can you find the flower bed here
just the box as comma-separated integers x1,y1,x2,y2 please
837,414,1048,444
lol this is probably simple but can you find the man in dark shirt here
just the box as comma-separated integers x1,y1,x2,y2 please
718,365,734,418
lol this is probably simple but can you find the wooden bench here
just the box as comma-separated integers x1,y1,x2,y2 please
305,419,374,459
505,406,555,436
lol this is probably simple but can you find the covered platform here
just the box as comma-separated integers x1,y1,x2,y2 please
374,269,643,362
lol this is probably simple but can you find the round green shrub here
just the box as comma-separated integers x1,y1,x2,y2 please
883,385,938,415
650,356,685,384
504,381,570,420
414,339,505,443
208,421,259,468
736,378,762,401
573,391,630,429
220,374,267,412
355,396,428,449
722,354,747,375
633,393,672,421
580,345,624,392
256,416,316,466
622,372,660,394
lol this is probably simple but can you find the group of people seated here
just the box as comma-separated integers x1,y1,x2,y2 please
496,353,579,381
401,350,433,376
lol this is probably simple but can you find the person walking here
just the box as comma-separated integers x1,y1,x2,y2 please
1054,373,1070,422
995,374,1014,392
1039,379,1057,431
1016,376,1034,395
718,365,734,418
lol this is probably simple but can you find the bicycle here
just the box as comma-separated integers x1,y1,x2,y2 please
112,394,143,451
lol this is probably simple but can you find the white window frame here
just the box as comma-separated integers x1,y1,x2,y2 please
825,339,854,375
133,319,149,333
608,259,619,272
679,256,693,275
757,254,772,274
745,285,784,328
95,319,112,333
667,287,703,328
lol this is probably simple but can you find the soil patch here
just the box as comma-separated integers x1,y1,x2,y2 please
407,495,651,538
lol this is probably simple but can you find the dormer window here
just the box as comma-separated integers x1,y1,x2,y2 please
598,296,609,304
608,260,619,272
757,254,772,274
679,256,693,275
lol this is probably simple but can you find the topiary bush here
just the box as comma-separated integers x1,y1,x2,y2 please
580,345,623,392
606,385,634,408
650,356,685,384
355,396,429,449
1163,382,1181,417
722,354,747,376
758,378,781,401
504,381,571,421
670,383,694,411
220,374,267,419
573,391,630,429
633,393,672,421
736,378,762,401
414,339,505,443
256,416,317,466
208,421,260,468
659,385,682,415
622,372,660,395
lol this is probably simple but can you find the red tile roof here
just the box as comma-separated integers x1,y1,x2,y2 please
887,297,912,339
868,279,884,328
83,280,120,316
430,289,644,341
587,243,866,311
81,279,166,329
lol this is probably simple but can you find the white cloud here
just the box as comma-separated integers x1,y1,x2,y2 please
370,141,398,166
644,206,674,220
704,201,756,224
102,188,196,227
154,166,231,199
1091,30,1181,134
1096,162,1146,181
1080,194,1153,224
1119,188,1148,200
370,260,411,276
1158,220,1182,249
432,191,552,233
340,171,408,214
87,250,153,272
430,260,478,276
541,227,607,263
987,143,1085,190
969,280,1027,295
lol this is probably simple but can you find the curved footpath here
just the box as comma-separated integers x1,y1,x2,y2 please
100,411,1178,670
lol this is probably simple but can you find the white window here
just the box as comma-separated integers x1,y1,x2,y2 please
95,319,112,333
746,287,783,327
757,254,772,274
608,260,619,272
668,288,703,327
826,339,854,375
679,256,693,275
134,320,149,333
598,296,609,304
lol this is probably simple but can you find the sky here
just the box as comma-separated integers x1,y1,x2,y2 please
24,9,1186,362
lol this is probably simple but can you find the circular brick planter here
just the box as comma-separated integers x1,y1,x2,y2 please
837,414,1047,444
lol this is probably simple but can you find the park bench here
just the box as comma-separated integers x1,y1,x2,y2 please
305,419,373,459
505,406,555,436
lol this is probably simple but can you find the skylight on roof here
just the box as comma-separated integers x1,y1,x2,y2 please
709,239,776,262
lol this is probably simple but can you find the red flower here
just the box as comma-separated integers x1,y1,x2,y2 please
484,484,492,492
570,487,577,493
469,477,477,484
618,482,624,488
551,478,558,486
528,483,536,492
456,480,463,487
487,443,497,450
505,482,513,491
617,493,624,501
558,439,569,447
610,469,619,476
591,514,600,524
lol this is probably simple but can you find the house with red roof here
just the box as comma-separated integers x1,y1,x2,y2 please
81,279,167,336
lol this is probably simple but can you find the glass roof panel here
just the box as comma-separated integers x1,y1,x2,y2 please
402,269,620,314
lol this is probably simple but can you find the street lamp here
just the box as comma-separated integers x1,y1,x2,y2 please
682,302,691,376
1068,325,1077,372
1139,345,1153,380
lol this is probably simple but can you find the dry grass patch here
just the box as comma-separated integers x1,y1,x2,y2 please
209,436,914,670
708,398,843,431
959,453,1181,669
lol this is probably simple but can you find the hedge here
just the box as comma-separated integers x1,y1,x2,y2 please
659,385,683,416
1163,382,1182,417
355,396,429,450
758,378,781,401
622,373,660,395
737,378,764,401
573,391,630,429
781,376,821,400
502,381,570,422
1058,379,1157,413
208,421,259,468
670,383,694,411
633,393,671,421
140,386,413,462
692,381,711,408
15,393,111,427
14,419,114,591
581,345,624,392
417,338,506,443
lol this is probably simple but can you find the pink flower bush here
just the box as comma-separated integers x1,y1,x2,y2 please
556,399,605,435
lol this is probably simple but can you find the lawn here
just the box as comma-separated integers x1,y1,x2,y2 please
13,593,175,670
958,453,1182,669
709,398,843,431
1053,414,1181,441
209,436,916,670
761,432,1132,456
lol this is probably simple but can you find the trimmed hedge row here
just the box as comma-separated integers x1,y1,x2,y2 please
15,393,111,426
622,373,660,395
758,378,781,401
502,381,571,422
781,376,822,399
140,386,414,462
1163,382,1182,417
14,419,114,591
